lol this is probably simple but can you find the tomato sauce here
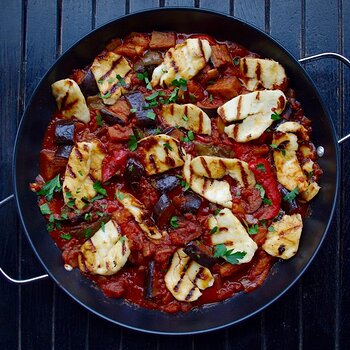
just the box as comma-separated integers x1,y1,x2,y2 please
32,31,322,313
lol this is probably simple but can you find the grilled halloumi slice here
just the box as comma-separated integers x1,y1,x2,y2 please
240,57,287,91
263,214,303,259
190,156,255,186
51,78,90,123
221,90,287,143
116,190,164,240
208,208,258,264
78,220,130,275
91,51,132,105
63,141,105,209
161,103,211,135
151,38,211,87
300,182,321,202
273,122,310,193
165,248,214,302
138,134,185,175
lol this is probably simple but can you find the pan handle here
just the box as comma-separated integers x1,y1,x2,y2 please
299,52,350,144
0,194,49,284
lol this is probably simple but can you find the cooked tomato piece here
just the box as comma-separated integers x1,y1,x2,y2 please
150,31,176,50
101,148,129,182
206,76,242,99
210,44,232,67
107,124,133,142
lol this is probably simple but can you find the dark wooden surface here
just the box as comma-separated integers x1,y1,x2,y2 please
0,0,349,349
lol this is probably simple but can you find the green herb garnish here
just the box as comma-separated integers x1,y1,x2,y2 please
96,114,103,127
181,130,195,143
255,184,265,198
163,142,173,151
209,226,218,235
170,216,179,228
171,78,187,91
213,244,247,265
146,111,156,120
128,134,138,151
271,112,281,121
248,224,259,235
283,187,299,202
93,181,107,196
60,233,72,240
256,163,266,172
39,203,51,215
37,175,62,201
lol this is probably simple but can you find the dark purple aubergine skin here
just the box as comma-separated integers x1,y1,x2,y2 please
79,69,99,97
178,192,202,214
100,107,126,125
153,193,175,227
54,121,75,144
125,92,156,127
124,158,145,192
55,145,73,159
183,242,219,268
152,175,180,193
144,260,155,300
279,185,299,214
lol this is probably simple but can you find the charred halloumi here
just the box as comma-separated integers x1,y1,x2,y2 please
138,134,185,175
151,38,211,87
208,208,258,264
263,214,303,259
183,155,255,208
51,78,90,123
240,57,287,91
161,103,211,135
220,90,286,143
78,220,130,275
116,190,164,240
165,248,214,302
63,141,105,209
91,52,132,105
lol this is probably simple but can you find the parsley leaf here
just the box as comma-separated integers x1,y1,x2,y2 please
270,143,286,156
271,112,281,121
214,209,221,215
60,233,72,240
263,198,272,206
248,224,259,235
256,163,266,172
116,191,125,200
225,251,247,264
96,114,103,127
84,228,92,239
171,78,187,91
255,183,265,198
182,115,188,122
209,226,218,235
268,226,275,232
37,175,62,201
39,203,51,215
146,111,156,120
116,74,126,87
283,187,299,202
213,244,247,265
180,180,190,191
170,216,179,228
100,91,112,99
181,130,195,143
163,142,173,151
233,56,240,66
93,181,107,196
101,221,105,232
128,134,138,151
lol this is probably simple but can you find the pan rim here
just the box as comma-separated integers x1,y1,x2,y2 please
12,7,341,335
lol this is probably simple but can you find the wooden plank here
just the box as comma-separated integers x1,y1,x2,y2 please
61,0,93,52
164,0,195,6
130,0,159,12
199,0,230,13
158,335,193,350
234,0,265,31
19,1,58,349
121,329,158,350
301,0,340,348
95,0,126,24
340,1,350,348
193,330,226,350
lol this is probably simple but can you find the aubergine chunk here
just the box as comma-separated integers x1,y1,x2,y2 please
54,121,75,145
124,158,145,191
55,145,73,159
173,192,202,214
145,260,155,300
152,174,180,193
79,69,99,97
100,107,126,125
125,92,156,127
153,193,175,227
183,242,219,268
279,184,299,214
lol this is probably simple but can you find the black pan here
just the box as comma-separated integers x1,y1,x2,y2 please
1,8,347,335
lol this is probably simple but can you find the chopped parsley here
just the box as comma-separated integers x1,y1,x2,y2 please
268,226,275,232
100,91,112,99
60,233,72,240
137,71,152,90
233,56,240,66
93,181,107,196
37,175,62,201
255,183,265,198
145,91,163,101
119,236,126,243
181,130,195,143
97,79,104,84
271,112,281,121
101,221,105,232
128,134,138,151
171,78,187,91
180,180,190,191
167,87,179,103
90,194,105,203
214,209,221,216
213,244,247,265
85,228,92,239
209,94,213,102
146,111,156,120
84,212,93,222
96,114,103,127
209,226,218,235
270,143,286,156
256,163,266,172
163,142,173,151
130,108,137,113
263,198,272,206
170,216,179,228
116,74,126,87
39,203,51,215
182,115,188,122
283,187,299,202
116,191,125,200
248,224,259,235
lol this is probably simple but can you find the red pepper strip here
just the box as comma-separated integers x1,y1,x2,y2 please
248,158,281,220
101,148,129,183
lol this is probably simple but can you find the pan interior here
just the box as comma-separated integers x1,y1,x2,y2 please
13,8,339,334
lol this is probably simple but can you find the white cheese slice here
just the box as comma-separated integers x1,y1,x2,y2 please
263,214,303,259
116,190,164,240
151,38,211,87
51,78,90,123
208,208,258,264
165,248,214,302
78,220,130,275
240,57,287,91
62,141,105,209
220,90,286,143
161,103,211,135
138,134,185,175
91,51,132,105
